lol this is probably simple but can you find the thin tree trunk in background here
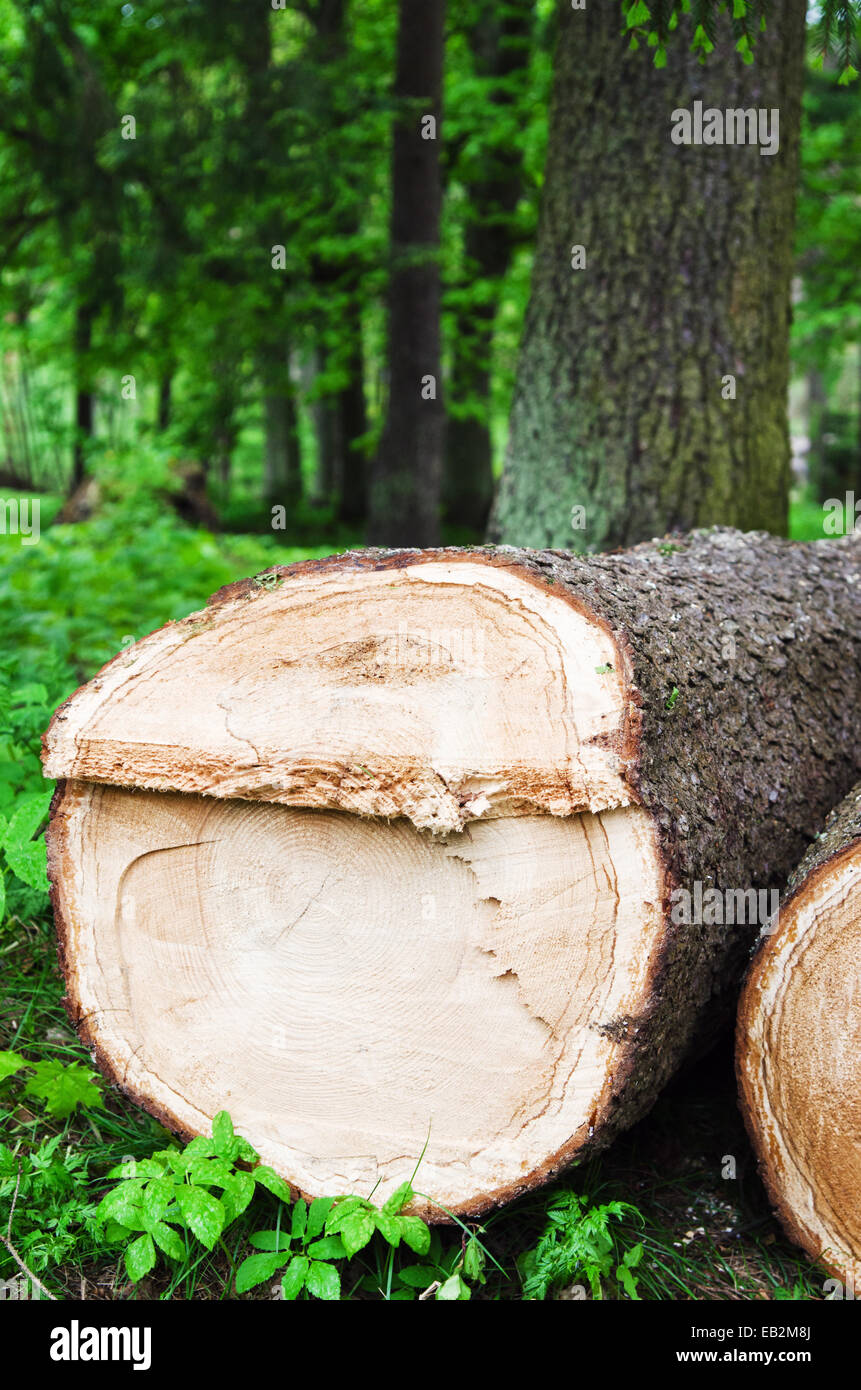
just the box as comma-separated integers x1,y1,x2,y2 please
306,0,369,524
367,0,445,546
337,323,368,524
806,367,826,498
489,3,807,549
263,382,302,507
308,303,368,517
157,369,173,432
72,302,94,491
444,4,532,533
308,348,338,504
238,0,307,518
212,362,238,492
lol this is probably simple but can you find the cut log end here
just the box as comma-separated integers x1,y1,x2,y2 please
50,781,663,1215
737,790,861,1287
45,552,667,1216
44,539,861,1220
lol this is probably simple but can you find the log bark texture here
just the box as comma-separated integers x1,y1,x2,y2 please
737,781,861,1287
43,529,861,1218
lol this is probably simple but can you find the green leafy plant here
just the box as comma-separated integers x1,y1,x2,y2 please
95,1111,292,1283
0,1050,104,1120
0,1135,100,1280
236,1197,341,1300
237,1179,432,1302
518,1189,644,1301
0,787,52,917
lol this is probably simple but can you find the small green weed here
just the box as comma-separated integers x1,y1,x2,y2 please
0,1135,100,1280
518,1189,644,1300
95,1111,292,1283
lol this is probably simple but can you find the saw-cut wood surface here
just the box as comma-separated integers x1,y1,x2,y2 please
737,783,861,1287
44,532,861,1217
49,781,661,1215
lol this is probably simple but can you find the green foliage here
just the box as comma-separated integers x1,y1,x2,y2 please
0,1135,101,1278
518,1189,645,1301
0,1050,104,1120
624,0,861,78
0,1051,26,1084
0,676,55,916
237,1180,437,1302
95,1110,291,1283
22,1060,104,1120
0,789,52,909
98,1109,491,1302
794,69,861,376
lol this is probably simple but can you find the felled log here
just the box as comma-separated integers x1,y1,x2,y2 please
43,529,861,1218
737,782,861,1288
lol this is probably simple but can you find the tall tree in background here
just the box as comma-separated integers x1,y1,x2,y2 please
306,0,370,523
368,0,445,546
490,2,807,550
443,1,535,532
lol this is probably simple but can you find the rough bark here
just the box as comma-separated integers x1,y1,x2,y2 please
43,529,860,1218
737,781,861,1288
489,3,807,549
367,0,445,547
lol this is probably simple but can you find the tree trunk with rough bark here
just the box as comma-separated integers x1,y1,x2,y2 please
367,0,445,547
737,780,861,1290
43,529,860,1219
489,2,807,550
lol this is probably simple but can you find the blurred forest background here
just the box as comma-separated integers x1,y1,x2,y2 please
1,0,860,1300
0,0,858,561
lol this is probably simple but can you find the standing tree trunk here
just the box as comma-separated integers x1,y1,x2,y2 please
738,781,861,1289
262,365,302,509
367,0,445,546
489,3,807,549
444,3,533,533
338,325,368,524
72,303,95,491
308,308,368,519
157,368,173,433
44,529,860,1218
300,0,370,525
